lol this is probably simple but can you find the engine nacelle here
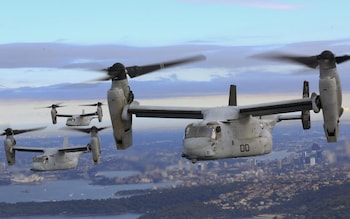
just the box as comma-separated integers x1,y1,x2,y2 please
97,106,103,122
108,79,133,150
88,137,101,164
319,76,340,142
51,108,57,124
4,138,15,165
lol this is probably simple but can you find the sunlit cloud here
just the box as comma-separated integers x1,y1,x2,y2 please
133,67,232,82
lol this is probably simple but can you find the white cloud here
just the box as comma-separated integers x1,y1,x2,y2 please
132,67,232,82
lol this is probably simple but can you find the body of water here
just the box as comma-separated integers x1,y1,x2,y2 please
0,171,176,203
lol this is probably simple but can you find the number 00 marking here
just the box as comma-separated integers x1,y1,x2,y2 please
240,144,250,152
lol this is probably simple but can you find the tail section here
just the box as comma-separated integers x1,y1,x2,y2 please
278,81,312,130
301,81,311,130
228,85,237,106
62,136,68,148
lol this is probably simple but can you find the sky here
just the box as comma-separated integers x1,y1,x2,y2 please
1,0,350,131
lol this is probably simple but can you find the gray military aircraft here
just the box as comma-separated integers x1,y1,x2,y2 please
1,126,101,171
63,126,110,165
44,102,103,126
90,54,340,164
255,50,348,142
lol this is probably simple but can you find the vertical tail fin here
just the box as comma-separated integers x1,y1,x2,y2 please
302,81,311,130
62,136,69,148
228,85,237,106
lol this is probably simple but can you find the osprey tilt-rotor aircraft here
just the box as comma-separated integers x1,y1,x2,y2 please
2,126,108,171
257,50,349,142
63,125,110,165
95,55,331,163
43,102,103,126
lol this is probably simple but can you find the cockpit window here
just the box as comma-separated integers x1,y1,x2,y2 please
185,125,219,139
33,156,48,163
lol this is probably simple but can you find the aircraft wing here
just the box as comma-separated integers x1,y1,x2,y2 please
56,114,73,118
58,146,89,153
126,97,312,120
57,113,97,118
13,146,45,153
127,103,204,119
239,98,313,116
79,112,97,117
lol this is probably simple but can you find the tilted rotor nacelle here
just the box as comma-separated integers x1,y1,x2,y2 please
99,55,206,149
63,126,109,164
41,103,65,124
255,50,349,142
80,102,104,122
1,127,45,165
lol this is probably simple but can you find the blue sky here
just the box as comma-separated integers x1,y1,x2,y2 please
1,0,350,128
2,0,350,46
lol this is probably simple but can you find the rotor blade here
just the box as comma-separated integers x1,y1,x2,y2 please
61,127,90,134
1,127,46,136
80,102,103,107
40,103,65,109
94,74,116,81
97,126,111,132
126,55,206,78
80,104,97,107
62,126,110,134
13,127,46,135
254,53,319,69
336,55,350,64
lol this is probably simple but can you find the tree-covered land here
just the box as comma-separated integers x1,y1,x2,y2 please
0,182,349,218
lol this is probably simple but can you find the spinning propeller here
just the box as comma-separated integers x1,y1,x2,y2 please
97,55,206,81
0,127,46,136
42,103,65,109
255,50,350,69
63,126,110,134
80,102,103,107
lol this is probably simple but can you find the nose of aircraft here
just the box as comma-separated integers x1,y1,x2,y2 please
31,162,45,171
182,137,215,163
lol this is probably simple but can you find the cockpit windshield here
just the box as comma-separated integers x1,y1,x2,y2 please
185,124,220,139
33,156,48,163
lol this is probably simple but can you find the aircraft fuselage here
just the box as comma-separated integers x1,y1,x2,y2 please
31,151,83,171
182,115,276,163
66,116,95,126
